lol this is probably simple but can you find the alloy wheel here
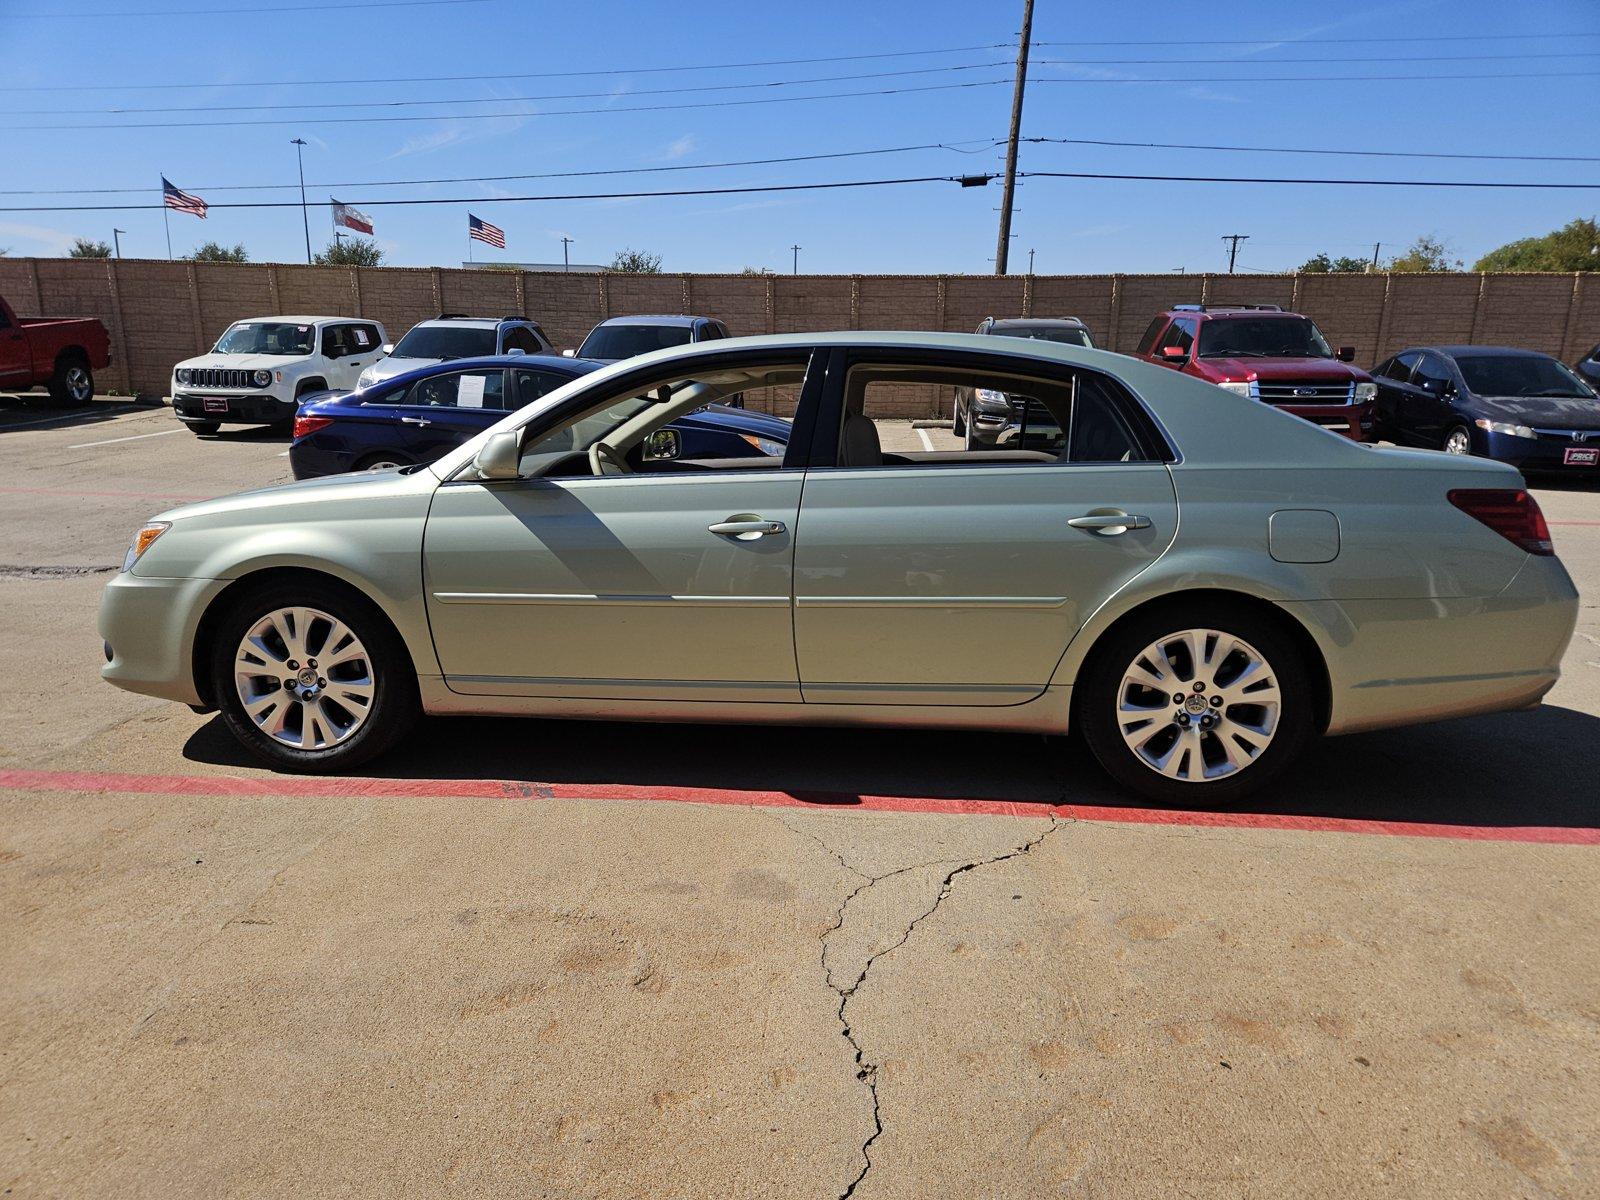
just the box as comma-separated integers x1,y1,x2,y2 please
1444,428,1471,455
233,606,376,749
66,366,92,403
1115,628,1281,782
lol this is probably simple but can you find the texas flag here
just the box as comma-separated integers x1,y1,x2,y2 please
331,199,374,235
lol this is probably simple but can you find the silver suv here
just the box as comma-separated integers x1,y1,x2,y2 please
357,314,554,389
953,317,1097,448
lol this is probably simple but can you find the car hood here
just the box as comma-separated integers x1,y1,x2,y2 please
1192,357,1370,382
361,356,437,379
675,403,792,440
176,353,309,372
152,463,432,524
1474,394,1600,428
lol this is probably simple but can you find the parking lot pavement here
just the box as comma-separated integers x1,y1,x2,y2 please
2,413,1598,1197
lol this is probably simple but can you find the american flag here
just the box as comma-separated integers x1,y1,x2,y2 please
468,213,505,249
162,176,207,219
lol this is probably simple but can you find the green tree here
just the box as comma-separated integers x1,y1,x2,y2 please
312,237,385,266
187,241,249,262
607,247,662,274
1387,235,1462,273
68,237,112,259
1298,252,1370,274
1473,217,1600,273
739,265,775,276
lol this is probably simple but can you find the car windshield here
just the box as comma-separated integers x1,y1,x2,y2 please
994,325,1092,347
1198,317,1332,359
213,322,316,356
577,324,695,360
1458,355,1596,398
391,325,497,360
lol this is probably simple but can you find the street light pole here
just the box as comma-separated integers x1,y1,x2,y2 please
112,228,126,259
993,0,1035,275
291,138,311,264
791,244,801,275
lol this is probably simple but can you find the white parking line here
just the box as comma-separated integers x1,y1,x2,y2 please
0,404,139,432
67,428,185,450
917,426,934,451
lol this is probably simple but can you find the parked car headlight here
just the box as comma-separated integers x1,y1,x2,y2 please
175,368,191,385
252,369,272,388
1354,382,1377,401
1475,418,1535,439
739,434,786,457
121,522,170,572
974,387,1011,409
1217,381,1252,397
357,367,376,387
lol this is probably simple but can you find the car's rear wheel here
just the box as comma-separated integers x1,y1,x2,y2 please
1078,604,1314,804
47,355,94,406
1442,425,1472,455
210,581,418,772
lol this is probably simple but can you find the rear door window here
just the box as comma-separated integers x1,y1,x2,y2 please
371,368,506,409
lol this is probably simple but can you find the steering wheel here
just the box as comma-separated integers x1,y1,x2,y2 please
589,441,630,477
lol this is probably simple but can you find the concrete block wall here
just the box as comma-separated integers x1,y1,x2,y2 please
0,258,1592,414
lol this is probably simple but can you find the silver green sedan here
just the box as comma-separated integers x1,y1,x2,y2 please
101,333,1579,803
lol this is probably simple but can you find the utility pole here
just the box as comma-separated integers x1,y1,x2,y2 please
791,244,801,275
1369,242,1382,272
993,0,1034,275
1027,247,1035,274
1221,233,1249,274
560,236,574,272
291,138,311,264
112,228,125,259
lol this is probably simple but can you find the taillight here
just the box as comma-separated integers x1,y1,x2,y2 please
1447,488,1553,556
293,414,333,440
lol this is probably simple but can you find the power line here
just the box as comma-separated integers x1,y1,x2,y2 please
3,0,486,13
1033,70,1600,84
11,60,1010,116
0,139,1006,196
0,42,1014,92
1032,51,1592,64
1027,136,1600,165
6,77,1012,131
5,168,1600,216
1032,32,1600,46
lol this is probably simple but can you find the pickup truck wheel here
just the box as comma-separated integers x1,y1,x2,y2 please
186,420,222,436
47,357,94,406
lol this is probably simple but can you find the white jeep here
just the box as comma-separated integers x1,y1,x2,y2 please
171,315,388,436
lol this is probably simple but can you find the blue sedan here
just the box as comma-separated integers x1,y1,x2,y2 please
1371,345,1600,473
289,355,790,479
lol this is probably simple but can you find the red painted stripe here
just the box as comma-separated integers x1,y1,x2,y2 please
0,767,1593,845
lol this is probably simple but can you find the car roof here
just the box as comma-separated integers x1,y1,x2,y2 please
1421,345,1553,359
988,318,1087,329
1163,308,1306,321
591,314,710,328
330,353,602,395
232,315,364,326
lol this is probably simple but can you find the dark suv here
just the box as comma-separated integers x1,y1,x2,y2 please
1135,304,1376,441
953,317,1097,447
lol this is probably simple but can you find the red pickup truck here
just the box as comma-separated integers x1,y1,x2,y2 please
0,293,112,405
1134,304,1376,440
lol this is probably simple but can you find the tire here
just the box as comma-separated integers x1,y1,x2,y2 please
353,453,410,472
210,579,419,773
47,355,94,406
1442,424,1473,456
1076,602,1315,805
952,396,966,437
185,420,222,436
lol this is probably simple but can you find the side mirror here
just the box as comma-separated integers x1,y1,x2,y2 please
379,343,394,356
641,427,682,462
505,347,525,357
471,429,521,479
1336,346,1355,362
1160,344,1188,361
561,348,576,358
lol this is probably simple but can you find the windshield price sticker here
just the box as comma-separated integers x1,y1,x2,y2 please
458,374,486,408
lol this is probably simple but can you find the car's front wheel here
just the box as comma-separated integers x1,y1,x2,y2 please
185,420,222,437
210,581,419,772
1442,424,1473,455
1078,604,1314,804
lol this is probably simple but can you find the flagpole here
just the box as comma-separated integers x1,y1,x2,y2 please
161,175,172,260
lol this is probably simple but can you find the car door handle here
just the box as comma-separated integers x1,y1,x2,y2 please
400,415,431,426
1068,511,1151,534
708,517,786,539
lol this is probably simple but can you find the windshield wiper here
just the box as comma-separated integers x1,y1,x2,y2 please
1524,389,1586,398
1200,349,1268,358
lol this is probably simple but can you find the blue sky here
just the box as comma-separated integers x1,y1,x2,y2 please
1,0,1596,273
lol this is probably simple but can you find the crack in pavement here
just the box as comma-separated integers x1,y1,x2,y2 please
784,813,1067,1200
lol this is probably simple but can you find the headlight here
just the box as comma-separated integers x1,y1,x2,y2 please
1217,381,1253,397
121,522,170,572
357,368,376,386
253,369,272,388
175,369,190,385
738,435,785,457
1355,382,1377,402
974,387,1009,407
1475,418,1535,439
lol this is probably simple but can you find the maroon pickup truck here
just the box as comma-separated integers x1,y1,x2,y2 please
0,293,112,405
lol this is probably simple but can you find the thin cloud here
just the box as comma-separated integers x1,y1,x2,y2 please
0,220,77,253
655,134,698,161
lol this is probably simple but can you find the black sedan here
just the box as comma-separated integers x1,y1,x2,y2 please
1371,345,1600,473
